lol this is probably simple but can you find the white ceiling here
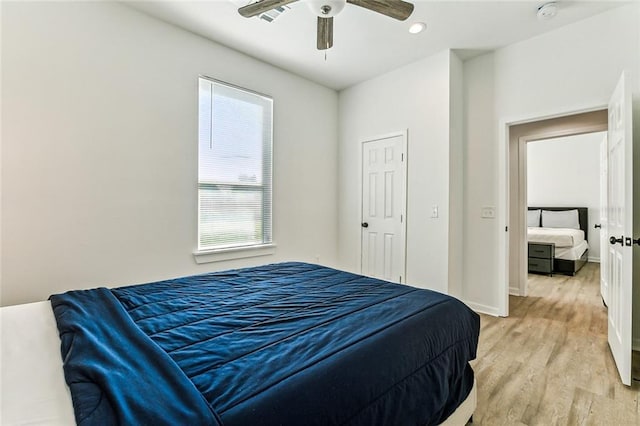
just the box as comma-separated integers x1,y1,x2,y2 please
127,1,627,90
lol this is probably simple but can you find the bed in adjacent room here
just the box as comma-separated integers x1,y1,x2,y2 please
527,207,589,275
1,262,480,426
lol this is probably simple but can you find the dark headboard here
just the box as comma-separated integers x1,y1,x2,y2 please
528,207,589,241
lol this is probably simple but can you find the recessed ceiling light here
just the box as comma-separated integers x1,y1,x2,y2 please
537,3,558,20
409,22,427,34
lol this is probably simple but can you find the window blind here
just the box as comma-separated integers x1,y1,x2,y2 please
198,78,273,251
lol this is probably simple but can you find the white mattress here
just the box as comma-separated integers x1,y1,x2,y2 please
527,227,585,248
555,240,589,261
1,301,75,425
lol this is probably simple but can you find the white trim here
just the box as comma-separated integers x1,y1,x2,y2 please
498,103,607,318
193,244,276,264
464,300,503,317
509,286,523,296
519,137,528,297
497,120,509,317
587,257,601,263
358,130,408,282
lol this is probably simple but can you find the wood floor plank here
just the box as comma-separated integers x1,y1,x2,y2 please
567,387,594,425
470,262,640,425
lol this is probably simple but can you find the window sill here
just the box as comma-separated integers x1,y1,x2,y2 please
193,244,276,264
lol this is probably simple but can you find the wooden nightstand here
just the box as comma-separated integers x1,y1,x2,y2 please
528,242,555,276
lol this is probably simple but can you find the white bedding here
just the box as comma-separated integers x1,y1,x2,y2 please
0,301,75,425
555,240,589,261
527,227,585,248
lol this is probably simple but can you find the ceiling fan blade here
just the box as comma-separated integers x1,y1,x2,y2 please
346,0,414,21
238,0,299,18
317,16,333,50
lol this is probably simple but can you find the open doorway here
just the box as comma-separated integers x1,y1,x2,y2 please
507,110,607,297
526,131,606,276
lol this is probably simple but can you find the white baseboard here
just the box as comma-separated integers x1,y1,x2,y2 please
509,286,522,296
463,300,502,317
588,257,600,263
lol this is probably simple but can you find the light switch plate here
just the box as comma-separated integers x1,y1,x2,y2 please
481,206,495,219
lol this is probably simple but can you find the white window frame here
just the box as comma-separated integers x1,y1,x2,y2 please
194,77,275,264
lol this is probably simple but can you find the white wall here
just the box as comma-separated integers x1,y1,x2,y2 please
0,1,339,306
462,53,499,313
338,50,458,294
527,132,604,261
463,4,640,341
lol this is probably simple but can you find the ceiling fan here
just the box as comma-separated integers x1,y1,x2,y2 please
238,0,415,50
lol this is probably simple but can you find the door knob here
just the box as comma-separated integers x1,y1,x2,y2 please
610,236,623,245
361,222,369,228
594,224,601,229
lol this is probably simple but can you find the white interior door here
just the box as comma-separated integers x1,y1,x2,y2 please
606,71,633,386
361,134,406,283
599,134,609,307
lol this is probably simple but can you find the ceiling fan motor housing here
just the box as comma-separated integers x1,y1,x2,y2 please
306,0,346,17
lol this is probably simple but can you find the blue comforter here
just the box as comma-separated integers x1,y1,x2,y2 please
50,262,480,425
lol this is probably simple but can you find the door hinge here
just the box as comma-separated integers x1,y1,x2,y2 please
399,275,402,283
401,153,404,162
401,214,403,223
505,226,508,232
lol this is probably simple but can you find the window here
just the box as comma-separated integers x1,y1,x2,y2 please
197,77,273,252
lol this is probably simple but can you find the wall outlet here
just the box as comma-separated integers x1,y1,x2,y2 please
481,206,496,219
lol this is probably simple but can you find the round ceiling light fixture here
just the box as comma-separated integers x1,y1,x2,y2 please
305,0,347,17
537,2,558,20
409,22,426,34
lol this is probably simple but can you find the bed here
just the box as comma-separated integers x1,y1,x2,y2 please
1,262,480,426
527,207,589,275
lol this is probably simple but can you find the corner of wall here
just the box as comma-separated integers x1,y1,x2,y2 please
448,50,464,298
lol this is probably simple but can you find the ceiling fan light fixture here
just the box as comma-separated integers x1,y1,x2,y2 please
305,0,347,17
408,22,426,34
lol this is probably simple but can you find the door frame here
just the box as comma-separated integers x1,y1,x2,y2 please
599,134,609,307
359,130,408,282
498,105,607,316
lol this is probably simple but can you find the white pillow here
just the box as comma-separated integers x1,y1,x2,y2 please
527,209,541,227
541,209,580,229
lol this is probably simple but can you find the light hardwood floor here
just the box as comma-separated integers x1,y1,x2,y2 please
470,262,640,425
